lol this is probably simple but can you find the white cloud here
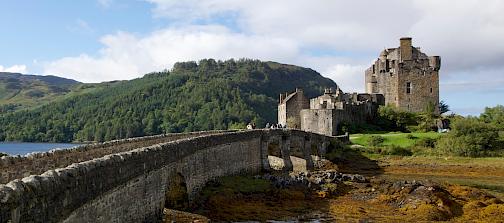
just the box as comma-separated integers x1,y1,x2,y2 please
0,64,28,73
147,0,504,71
322,64,367,93
44,0,504,105
146,0,419,51
44,26,299,83
409,0,504,73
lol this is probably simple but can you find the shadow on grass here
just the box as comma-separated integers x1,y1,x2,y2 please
325,142,384,177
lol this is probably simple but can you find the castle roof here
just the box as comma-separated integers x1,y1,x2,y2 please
283,92,297,103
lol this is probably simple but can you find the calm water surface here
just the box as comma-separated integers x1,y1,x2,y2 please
0,142,82,156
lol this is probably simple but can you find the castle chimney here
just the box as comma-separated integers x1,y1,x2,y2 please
324,88,331,94
400,37,412,61
279,93,285,103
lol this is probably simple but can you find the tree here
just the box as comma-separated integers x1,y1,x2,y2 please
439,100,450,114
377,105,417,132
417,101,440,132
0,59,336,142
480,105,504,128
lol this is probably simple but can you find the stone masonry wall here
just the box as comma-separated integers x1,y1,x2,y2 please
300,102,378,136
62,137,262,223
0,129,337,223
0,130,234,184
397,60,439,113
300,109,335,136
364,38,440,113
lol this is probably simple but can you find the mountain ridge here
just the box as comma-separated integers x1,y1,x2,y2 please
0,59,337,142
0,72,82,112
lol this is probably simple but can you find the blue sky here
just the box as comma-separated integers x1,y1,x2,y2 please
0,0,503,116
0,1,155,66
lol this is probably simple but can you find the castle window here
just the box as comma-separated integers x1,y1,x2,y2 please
430,88,433,93
406,82,412,94
372,65,375,74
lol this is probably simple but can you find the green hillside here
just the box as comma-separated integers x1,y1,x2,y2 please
0,72,90,112
0,59,337,142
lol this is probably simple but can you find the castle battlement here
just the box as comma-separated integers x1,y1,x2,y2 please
278,88,384,136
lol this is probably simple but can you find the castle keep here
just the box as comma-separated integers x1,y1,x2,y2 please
365,37,441,113
279,37,440,136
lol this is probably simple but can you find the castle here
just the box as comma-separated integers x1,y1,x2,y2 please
365,37,441,113
278,88,384,136
279,37,440,136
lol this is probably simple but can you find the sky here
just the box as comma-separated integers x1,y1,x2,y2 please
0,0,503,116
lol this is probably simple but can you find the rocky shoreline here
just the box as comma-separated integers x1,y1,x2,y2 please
165,167,503,222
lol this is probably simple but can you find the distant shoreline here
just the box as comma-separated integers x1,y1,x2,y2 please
0,142,84,156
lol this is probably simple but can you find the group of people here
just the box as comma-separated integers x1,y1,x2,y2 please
265,122,286,129
245,122,287,130
246,122,257,130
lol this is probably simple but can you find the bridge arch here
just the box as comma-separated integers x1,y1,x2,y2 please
0,129,342,223
165,172,188,210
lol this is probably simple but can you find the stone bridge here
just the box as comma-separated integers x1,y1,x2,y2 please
0,129,346,223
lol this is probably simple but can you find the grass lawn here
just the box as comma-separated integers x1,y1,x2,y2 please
350,132,442,148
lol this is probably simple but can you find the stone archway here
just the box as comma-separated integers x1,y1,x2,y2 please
266,137,286,171
288,135,314,172
165,172,189,210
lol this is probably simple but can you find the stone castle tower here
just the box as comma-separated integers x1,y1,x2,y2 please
365,37,441,113
278,88,310,128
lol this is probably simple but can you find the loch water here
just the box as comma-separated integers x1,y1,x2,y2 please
0,142,82,156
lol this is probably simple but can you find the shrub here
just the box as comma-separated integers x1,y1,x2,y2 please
228,122,246,130
480,105,504,128
368,135,385,147
415,137,437,148
410,146,436,156
0,152,7,157
380,145,413,156
377,105,417,132
435,118,502,157
406,134,418,140
415,115,439,132
338,122,383,134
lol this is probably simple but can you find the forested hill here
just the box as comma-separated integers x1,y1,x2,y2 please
0,59,337,143
0,72,80,112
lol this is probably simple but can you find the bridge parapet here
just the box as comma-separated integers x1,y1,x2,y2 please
0,129,342,223
0,130,235,184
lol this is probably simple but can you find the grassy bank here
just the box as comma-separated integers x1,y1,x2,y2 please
350,132,441,148
338,134,504,198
